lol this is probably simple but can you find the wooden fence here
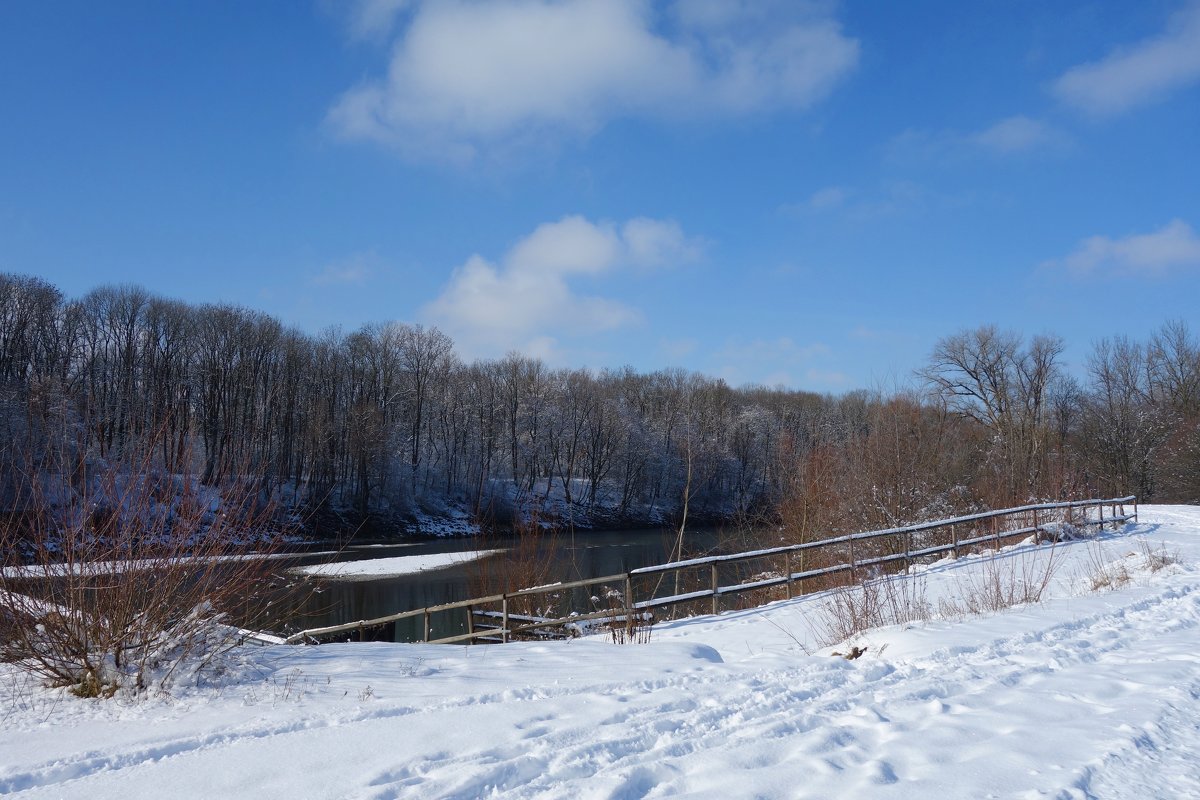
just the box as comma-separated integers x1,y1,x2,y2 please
282,495,1137,646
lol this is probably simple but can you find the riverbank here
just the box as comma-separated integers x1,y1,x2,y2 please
3,506,1198,798
298,488,753,543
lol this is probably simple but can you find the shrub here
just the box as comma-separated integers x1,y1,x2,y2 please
938,546,1060,618
813,574,932,646
0,449,291,697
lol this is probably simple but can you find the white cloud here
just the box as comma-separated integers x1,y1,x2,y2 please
621,218,703,266
423,215,702,359
968,115,1062,154
328,0,859,162
1053,3,1200,116
1052,219,1200,276
506,215,622,276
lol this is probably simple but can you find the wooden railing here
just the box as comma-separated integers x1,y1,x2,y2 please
282,496,1137,646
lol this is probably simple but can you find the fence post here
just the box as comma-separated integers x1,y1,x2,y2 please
1134,498,1138,523
1032,508,1039,540
785,551,793,599
849,536,857,583
711,564,720,615
624,574,634,619
799,547,806,595
466,604,475,640
623,573,634,637
951,524,959,558
501,595,509,644
904,530,911,575
1098,502,1104,530
423,609,431,643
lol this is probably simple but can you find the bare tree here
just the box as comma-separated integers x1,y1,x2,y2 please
398,324,454,495
921,326,1065,503
1148,320,1200,416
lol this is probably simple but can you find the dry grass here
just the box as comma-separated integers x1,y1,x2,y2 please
813,573,932,646
1083,542,1133,592
813,542,1062,648
1080,538,1181,594
588,587,652,645
938,546,1060,618
1138,538,1180,573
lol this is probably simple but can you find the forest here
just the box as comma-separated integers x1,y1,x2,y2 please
1,271,1197,540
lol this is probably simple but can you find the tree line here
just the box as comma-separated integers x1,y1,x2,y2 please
0,272,1196,537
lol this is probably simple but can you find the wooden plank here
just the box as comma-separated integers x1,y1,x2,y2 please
506,572,629,598
472,611,552,623
634,588,713,610
507,607,653,635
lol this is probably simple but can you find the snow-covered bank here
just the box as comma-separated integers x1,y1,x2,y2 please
290,549,502,581
1,550,339,579
3,507,1199,798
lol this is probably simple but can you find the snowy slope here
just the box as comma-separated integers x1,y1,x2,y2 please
2,506,1199,799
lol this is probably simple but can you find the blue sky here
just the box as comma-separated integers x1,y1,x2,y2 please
2,0,1198,391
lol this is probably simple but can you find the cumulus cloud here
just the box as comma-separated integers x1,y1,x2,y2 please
621,217,703,266
1050,219,1200,276
1053,3,1200,116
329,0,859,162
423,215,702,358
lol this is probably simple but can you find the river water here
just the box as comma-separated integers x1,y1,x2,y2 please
281,527,744,643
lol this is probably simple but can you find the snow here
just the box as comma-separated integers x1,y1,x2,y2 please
2,506,1199,798
290,549,502,580
0,551,338,579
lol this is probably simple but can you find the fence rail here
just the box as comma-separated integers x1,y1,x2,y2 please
282,495,1137,646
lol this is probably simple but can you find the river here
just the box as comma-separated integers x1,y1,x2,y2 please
280,527,750,643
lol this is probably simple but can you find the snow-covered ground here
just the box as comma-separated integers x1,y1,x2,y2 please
290,550,502,580
3,506,1199,799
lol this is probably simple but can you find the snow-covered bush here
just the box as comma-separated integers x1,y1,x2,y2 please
0,449,293,697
